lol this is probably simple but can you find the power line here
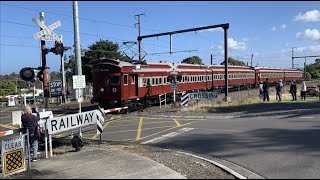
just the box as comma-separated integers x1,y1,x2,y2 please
0,43,39,48
1,20,131,42
0,2,161,32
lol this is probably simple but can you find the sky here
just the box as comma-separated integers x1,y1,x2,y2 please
1,1,320,75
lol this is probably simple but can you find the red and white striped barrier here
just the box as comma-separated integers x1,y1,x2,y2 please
0,130,14,137
0,95,19,99
104,107,128,114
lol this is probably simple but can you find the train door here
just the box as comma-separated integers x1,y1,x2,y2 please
129,74,138,97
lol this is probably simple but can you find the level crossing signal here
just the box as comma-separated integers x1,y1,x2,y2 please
19,67,48,82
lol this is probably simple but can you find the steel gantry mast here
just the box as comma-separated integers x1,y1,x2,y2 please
137,23,230,101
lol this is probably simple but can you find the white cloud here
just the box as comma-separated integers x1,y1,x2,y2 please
280,24,287,30
296,29,320,41
217,38,247,52
281,44,320,55
294,10,320,22
271,26,277,31
228,38,247,50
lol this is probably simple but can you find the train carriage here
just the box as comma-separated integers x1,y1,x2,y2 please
255,67,285,85
283,69,304,82
92,58,304,110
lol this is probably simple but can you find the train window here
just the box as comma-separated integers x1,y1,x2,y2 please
152,78,155,85
110,76,120,85
147,78,151,86
164,77,167,84
124,74,128,85
142,78,146,87
159,78,162,85
155,78,158,85
131,75,135,84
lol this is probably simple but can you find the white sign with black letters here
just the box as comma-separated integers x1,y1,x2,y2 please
46,110,104,135
72,75,86,89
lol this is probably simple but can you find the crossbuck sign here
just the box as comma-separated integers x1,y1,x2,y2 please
32,17,62,42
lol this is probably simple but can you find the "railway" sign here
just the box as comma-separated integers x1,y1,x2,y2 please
47,110,104,135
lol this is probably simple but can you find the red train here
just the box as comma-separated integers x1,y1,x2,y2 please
91,58,303,110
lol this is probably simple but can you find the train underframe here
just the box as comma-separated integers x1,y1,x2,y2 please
97,83,258,112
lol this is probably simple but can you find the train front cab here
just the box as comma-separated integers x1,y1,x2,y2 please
92,60,123,108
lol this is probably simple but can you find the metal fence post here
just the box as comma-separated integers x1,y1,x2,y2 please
165,93,167,107
26,129,31,169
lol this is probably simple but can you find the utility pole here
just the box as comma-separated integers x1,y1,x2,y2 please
290,47,297,69
304,57,307,80
211,54,215,65
73,1,83,137
60,35,67,104
223,25,229,102
73,1,82,76
40,12,49,109
135,13,145,62
250,54,253,67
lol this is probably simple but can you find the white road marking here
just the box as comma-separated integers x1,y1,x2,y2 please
141,127,194,145
299,117,314,119
194,128,244,133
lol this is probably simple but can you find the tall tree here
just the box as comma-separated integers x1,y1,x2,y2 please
83,39,129,83
221,57,246,66
181,56,203,65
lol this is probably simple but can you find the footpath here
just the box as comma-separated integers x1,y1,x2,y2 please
6,146,186,179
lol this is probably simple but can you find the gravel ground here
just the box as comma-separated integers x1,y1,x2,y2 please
110,144,236,179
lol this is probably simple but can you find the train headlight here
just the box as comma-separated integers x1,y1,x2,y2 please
100,88,104,92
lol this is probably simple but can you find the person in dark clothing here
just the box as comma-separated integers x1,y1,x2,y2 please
276,80,284,102
21,105,40,161
289,81,297,101
263,78,270,102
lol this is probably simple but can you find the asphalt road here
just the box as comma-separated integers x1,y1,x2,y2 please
3,101,320,178
140,107,320,178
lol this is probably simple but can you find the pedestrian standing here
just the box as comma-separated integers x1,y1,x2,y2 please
290,81,297,101
21,105,40,161
263,78,270,102
259,81,263,99
276,79,284,102
301,81,307,101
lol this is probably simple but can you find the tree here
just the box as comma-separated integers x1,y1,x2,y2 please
305,59,320,80
181,56,203,65
85,39,128,61
0,81,17,96
83,39,129,83
220,57,246,66
50,71,62,81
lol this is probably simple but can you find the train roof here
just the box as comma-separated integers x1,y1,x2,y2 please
97,58,302,72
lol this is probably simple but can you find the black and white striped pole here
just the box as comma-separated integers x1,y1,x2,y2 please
181,91,189,107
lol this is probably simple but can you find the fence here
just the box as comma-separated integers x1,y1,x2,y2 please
159,93,167,109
